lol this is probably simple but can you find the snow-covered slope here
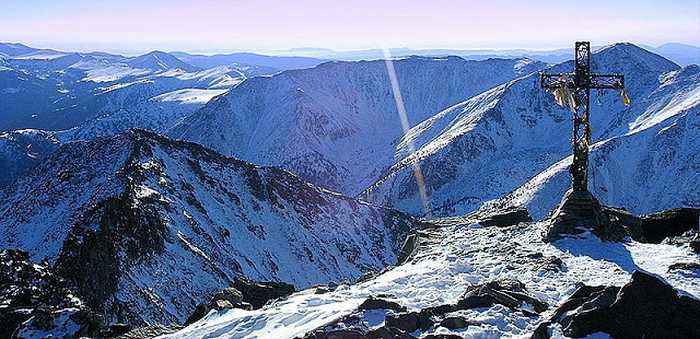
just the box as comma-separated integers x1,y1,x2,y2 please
487,64,700,219
0,129,417,325
0,129,61,189
362,44,692,217
171,56,546,195
0,49,249,132
164,214,700,338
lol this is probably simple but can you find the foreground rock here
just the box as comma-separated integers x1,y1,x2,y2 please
0,249,100,338
304,280,547,338
534,271,700,338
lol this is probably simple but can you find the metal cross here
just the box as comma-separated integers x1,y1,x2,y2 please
540,41,625,192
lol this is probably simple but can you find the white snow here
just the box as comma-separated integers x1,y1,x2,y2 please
151,88,228,104
165,219,700,338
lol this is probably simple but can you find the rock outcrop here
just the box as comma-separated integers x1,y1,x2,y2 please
534,271,700,338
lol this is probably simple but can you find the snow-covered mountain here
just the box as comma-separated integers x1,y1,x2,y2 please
172,51,325,71
0,129,61,188
362,44,696,217
125,50,200,72
487,64,700,219
0,129,418,325
172,56,546,195
0,48,254,132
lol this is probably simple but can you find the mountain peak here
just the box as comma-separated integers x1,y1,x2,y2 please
126,50,198,72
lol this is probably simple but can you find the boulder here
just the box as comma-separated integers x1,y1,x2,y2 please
422,335,463,339
542,271,700,338
668,262,700,272
385,311,433,332
185,287,254,325
480,207,532,227
639,208,699,243
358,296,407,313
439,316,470,329
458,279,548,315
0,249,101,338
232,278,295,309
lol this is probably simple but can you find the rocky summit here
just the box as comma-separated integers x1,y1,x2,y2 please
0,40,698,338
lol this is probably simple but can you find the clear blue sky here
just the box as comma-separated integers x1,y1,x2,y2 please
1,0,698,54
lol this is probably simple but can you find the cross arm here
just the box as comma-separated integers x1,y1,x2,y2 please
540,72,574,90
589,73,624,90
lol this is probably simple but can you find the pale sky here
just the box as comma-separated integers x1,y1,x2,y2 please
1,0,698,54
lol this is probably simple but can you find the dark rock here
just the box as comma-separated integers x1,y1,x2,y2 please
422,334,463,339
232,278,295,309
545,190,626,242
639,208,699,243
602,206,645,241
314,284,338,295
439,316,470,329
530,321,551,339
358,296,407,313
185,287,254,325
480,207,532,227
366,326,415,339
385,311,433,332
458,279,548,314
668,262,700,272
0,249,102,338
525,253,564,272
115,324,184,339
397,233,419,264
102,323,131,337
551,271,700,338
304,329,367,339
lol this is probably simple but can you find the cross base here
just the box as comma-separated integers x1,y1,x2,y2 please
543,189,627,242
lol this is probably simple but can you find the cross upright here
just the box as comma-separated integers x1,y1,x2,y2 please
540,41,625,193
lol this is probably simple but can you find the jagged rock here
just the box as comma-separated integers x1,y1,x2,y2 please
232,278,295,309
385,311,433,332
115,324,183,339
602,206,645,241
480,207,532,227
639,208,699,243
663,229,700,253
543,271,700,338
458,279,548,315
304,329,367,339
439,316,470,329
397,232,419,264
422,334,463,339
185,286,258,325
0,249,102,338
525,252,564,272
668,262,700,272
314,284,338,294
358,296,407,313
366,326,415,339
545,189,626,242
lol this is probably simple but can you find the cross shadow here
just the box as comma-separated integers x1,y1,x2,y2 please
553,235,639,273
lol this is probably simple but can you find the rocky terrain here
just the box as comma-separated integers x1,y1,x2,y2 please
0,129,419,326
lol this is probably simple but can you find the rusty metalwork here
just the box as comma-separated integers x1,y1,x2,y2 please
540,41,625,192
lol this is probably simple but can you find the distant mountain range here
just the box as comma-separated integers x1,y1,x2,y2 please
265,43,700,66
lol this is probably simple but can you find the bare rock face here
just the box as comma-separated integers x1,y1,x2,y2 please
544,189,626,242
534,271,700,338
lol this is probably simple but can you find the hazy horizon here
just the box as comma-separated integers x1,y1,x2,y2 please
2,0,699,55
